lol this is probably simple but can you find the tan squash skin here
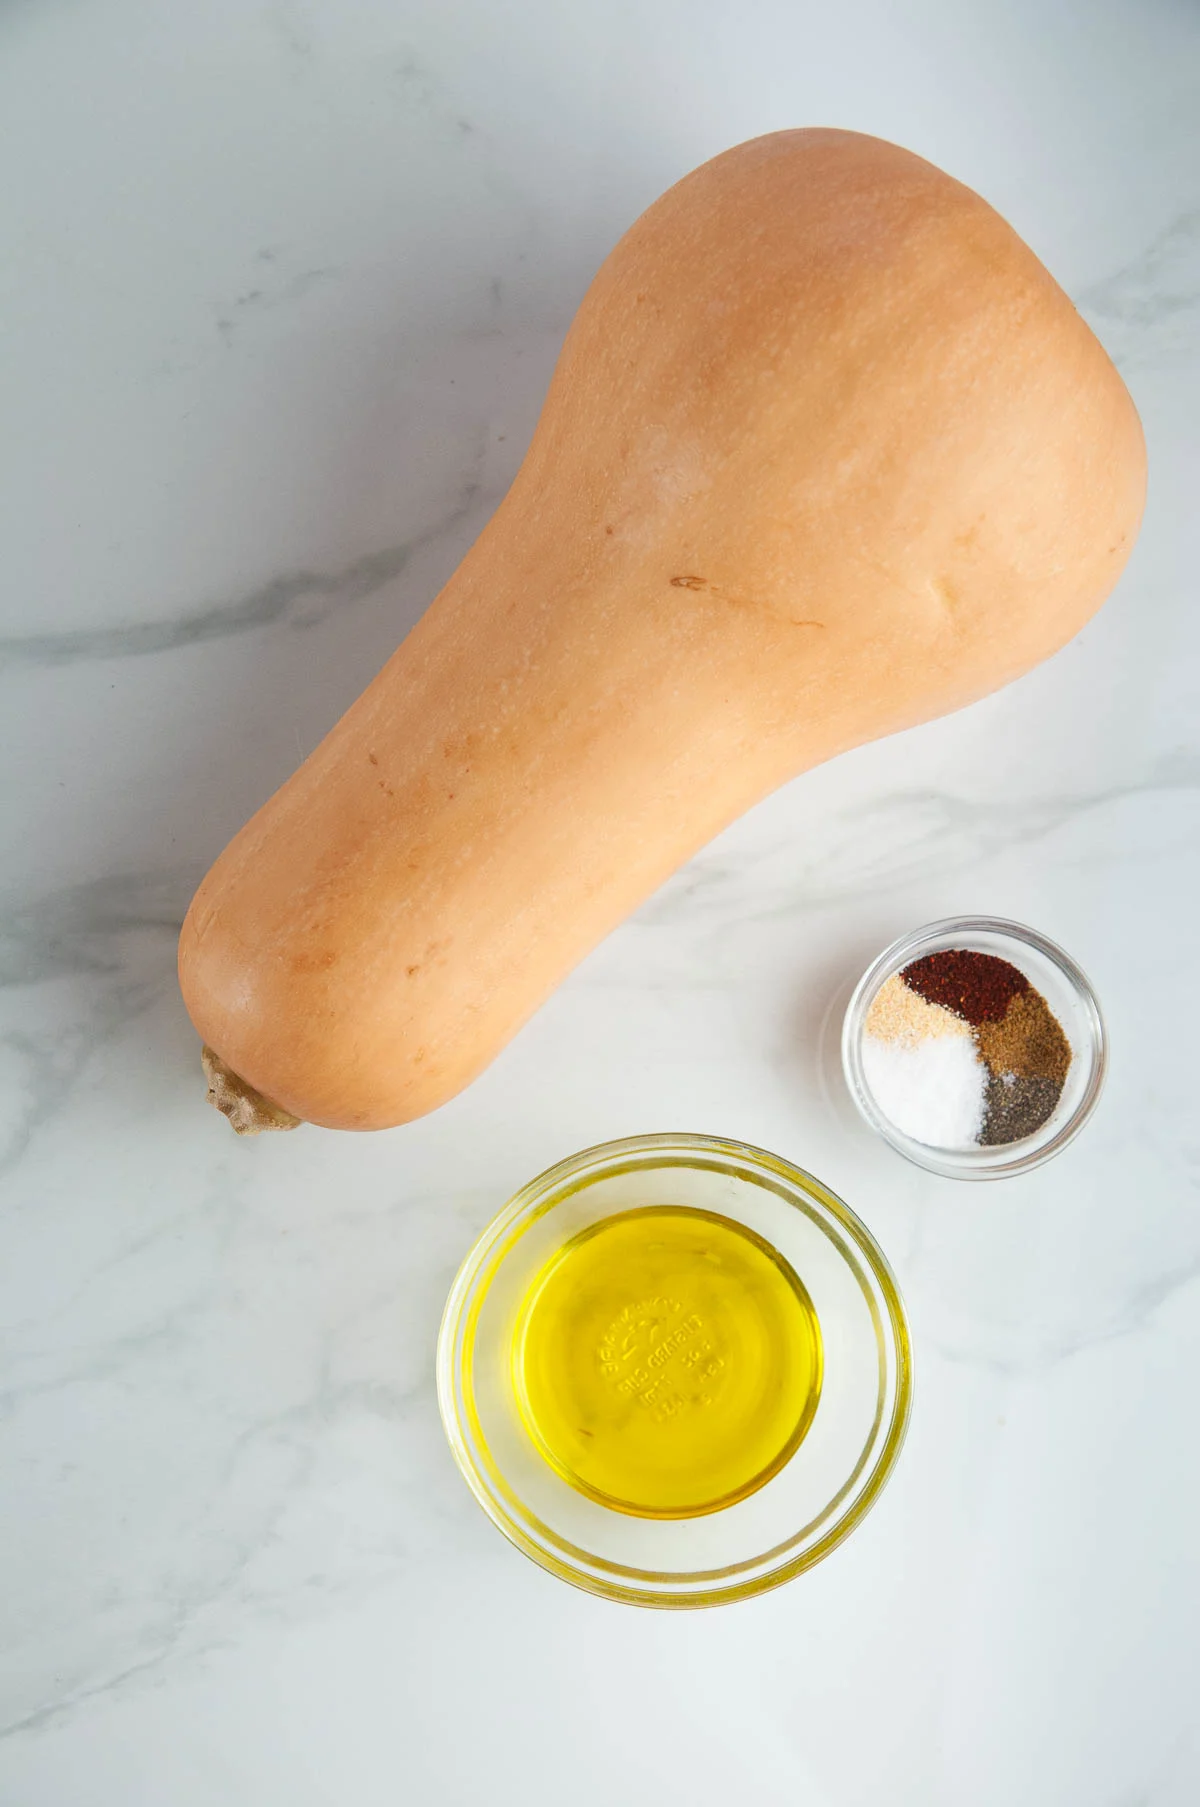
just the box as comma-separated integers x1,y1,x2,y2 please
178,128,1146,1132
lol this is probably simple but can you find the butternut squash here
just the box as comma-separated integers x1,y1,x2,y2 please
179,128,1145,1133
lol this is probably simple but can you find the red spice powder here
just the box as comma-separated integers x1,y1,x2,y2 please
901,949,1029,1025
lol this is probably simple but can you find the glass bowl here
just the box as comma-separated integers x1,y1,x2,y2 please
437,1133,912,1608
842,916,1106,1181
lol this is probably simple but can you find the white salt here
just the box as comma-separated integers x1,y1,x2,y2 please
860,1030,987,1148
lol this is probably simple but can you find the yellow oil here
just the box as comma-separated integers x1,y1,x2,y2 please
512,1206,822,1519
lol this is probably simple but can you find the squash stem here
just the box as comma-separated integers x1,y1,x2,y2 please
201,1045,301,1136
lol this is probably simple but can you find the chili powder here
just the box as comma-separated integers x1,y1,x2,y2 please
901,950,1029,1024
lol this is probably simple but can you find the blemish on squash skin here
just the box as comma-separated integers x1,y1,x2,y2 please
929,576,961,615
441,731,482,763
290,948,337,974
368,752,379,766
669,573,824,630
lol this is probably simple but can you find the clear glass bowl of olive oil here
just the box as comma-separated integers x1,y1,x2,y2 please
437,1134,912,1607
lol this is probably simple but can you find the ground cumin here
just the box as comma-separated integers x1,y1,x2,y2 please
976,989,1071,1089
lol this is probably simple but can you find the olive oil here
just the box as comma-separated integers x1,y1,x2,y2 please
512,1206,822,1518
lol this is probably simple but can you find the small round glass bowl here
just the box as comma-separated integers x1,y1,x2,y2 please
842,916,1106,1181
437,1133,912,1608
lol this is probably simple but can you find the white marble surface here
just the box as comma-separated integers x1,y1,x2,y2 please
2,1,1198,1801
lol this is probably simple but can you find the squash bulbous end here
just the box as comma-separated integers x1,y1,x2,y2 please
200,1044,302,1136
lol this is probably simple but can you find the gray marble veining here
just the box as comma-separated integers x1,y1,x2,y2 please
0,471,482,671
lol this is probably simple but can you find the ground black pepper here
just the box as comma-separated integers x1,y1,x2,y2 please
979,1072,1060,1145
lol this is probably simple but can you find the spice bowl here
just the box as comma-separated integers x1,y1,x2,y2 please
437,1134,912,1607
842,916,1106,1180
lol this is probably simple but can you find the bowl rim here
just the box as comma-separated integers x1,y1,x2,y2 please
437,1131,913,1608
841,914,1107,1181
